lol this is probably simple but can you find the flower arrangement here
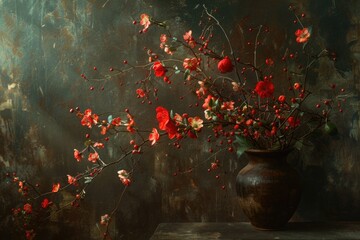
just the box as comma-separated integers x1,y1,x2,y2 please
6,4,349,239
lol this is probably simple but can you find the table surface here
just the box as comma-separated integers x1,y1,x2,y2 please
150,222,360,239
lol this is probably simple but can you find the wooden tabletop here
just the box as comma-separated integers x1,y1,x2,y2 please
150,222,360,239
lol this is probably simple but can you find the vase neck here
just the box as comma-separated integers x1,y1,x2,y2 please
245,149,290,164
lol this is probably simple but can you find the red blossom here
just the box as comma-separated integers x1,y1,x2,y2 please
155,106,179,139
183,57,199,71
111,117,122,126
41,198,52,209
149,128,160,145
52,183,60,192
217,56,233,73
136,88,146,98
93,142,105,149
126,113,136,133
187,130,197,139
73,149,82,162
140,13,151,32
183,30,196,48
100,125,109,135
188,117,203,131
118,170,131,186
202,95,216,110
295,28,311,43
152,61,166,77
88,152,99,163
67,174,77,185
100,214,111,225
23,203,32,214
156,106,171,130
160,34,167,43
265,58,274,66
80,109,99,128
221,101,235,111
254,80,275,98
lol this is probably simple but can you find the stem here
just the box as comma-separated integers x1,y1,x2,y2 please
254,25,262,82
202,5,243,85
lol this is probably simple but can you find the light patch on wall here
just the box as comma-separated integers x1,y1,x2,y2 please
0,155,10,167
7,83,17,90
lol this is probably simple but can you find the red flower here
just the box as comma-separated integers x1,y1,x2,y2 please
188,117,203,131
23,203,32,214
52,183,60,192
265,58,274,66
136,88,146,98
202,95,216,110
41,198,52,209
118,170,131,186
295,28,311,43
221,101,235,111
80,109,99,128
88,152,99,163
140,13,151,32
153,61,166,77
67,174,77,185
126,113,136,133
160,34,167,43
149,128,160,145
111,117,122,126
183,57,199,71
254,80,275,98
217,56,233,73
156,106,171,130
183,30,196,48
100,214,111,225
155,106,179,139
187,130,197,139
100,125,109,135
93,142,105,149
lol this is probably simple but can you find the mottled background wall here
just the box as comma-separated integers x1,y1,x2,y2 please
0,0,359,239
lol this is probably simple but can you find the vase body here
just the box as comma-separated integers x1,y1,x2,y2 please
236,149,301,230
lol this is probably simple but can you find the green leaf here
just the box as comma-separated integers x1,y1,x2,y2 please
107,115,113,123
173,65,181,74
170,109,174,119
233,136,250,157
324,122,338,136
84,176,93,184
184,69,190,80
294,141,304,151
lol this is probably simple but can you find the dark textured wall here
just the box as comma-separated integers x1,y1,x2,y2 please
0,0,359,239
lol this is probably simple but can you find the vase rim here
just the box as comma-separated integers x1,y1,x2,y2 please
245,148,293,154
